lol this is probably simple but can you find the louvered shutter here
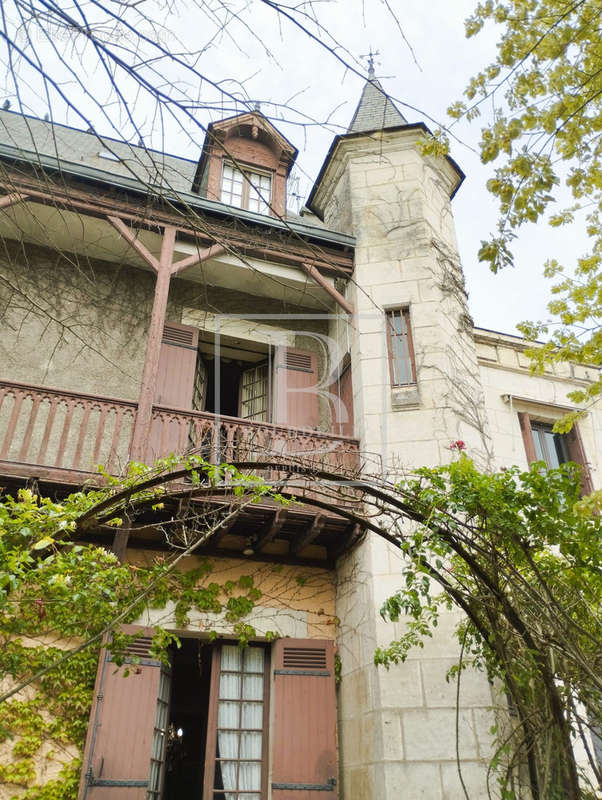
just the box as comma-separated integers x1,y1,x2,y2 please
149,322,199,460
518,412,537,464
274,347,320,428
78,625,169,800
154,322,199,409
271,639,337,799
566,423,594,495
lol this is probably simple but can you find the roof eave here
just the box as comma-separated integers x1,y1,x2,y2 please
307,122,465,218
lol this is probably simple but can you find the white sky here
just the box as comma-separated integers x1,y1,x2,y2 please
2,0,586,336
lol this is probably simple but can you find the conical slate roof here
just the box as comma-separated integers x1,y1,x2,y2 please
347,78,407,134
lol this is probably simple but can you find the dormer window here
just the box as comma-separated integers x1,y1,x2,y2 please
194,111,297,218
221,162,272,214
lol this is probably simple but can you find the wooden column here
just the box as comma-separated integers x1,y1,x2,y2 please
106,216,224,466
130,227,176,461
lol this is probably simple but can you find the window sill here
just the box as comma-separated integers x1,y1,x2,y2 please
391,384,420,410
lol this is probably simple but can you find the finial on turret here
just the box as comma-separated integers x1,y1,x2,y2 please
360,48,380,80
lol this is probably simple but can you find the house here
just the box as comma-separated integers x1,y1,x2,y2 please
0,69,599,800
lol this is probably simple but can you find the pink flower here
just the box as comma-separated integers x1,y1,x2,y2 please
449,440,466,451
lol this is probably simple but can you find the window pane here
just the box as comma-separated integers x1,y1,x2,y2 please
220,672,241,699
244,647,264,672
387,309,414,386
242,674,263,700
238,762,261,790
217,731,239,758
221,164,244,208
218,701,240,729
240,732,262,759
221,645,242,671
247,170,271,214
241,702,263,728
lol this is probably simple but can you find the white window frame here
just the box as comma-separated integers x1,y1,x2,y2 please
220,161,272,214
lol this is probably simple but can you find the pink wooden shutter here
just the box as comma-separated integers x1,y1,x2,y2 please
154,322,199,409
78,625,167,800
332,361,354,437
518,412,537,464
565,423,594,495
149,322,199,460
272,639,337,799
274,347,320,429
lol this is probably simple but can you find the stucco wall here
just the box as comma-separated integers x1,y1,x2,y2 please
0,240,151,401
129,551,337,641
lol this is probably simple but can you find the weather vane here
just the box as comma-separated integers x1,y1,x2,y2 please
360,48,380,79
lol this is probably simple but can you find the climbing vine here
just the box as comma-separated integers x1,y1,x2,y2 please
0,457,290,799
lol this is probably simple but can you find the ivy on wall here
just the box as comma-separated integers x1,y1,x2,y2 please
0,458,290,799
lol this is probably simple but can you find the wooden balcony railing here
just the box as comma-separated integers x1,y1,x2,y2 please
0,380,360,481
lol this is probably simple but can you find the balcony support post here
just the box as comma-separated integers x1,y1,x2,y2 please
129,225,176,462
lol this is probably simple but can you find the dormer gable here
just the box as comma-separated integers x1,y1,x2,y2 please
193,111,297,217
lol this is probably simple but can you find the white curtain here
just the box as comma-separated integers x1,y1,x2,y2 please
216,645,264,797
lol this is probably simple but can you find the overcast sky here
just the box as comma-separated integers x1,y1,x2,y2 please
2,0,585,337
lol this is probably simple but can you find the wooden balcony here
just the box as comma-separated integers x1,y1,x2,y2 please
0,379,363,565
0,378,360,480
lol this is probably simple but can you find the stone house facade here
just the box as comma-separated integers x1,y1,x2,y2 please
0,74,599,800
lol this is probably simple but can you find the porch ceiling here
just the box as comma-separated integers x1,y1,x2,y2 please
0,200,338,309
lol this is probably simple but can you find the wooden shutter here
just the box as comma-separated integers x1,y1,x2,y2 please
271,639,337,799
518,412,537,464
330,359,354,437
149,322,199,460
565,423,594,495
274,347,319,428
78,625,168,800
154,322,199,409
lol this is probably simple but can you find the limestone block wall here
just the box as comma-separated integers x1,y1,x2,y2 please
475,329,601,485
314,128,498,798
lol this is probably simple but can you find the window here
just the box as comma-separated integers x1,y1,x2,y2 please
239,363,270,422
518,411,593,494
160,641,270,800
531,423,570,468
80,632,337,800
221,163,272,214
385,308,416,386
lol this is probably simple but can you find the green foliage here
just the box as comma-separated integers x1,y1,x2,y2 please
457,0,602,409
377,455,601,797
0,456,279,797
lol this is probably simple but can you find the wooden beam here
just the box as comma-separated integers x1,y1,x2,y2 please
255,508,286,551
0,178,354,274
291,513,325,556
107,215,160,272
171,244,226,275
129,226,176,460
210,514,239,547
300,262,354,315
0,192,28,209
328,523,362,562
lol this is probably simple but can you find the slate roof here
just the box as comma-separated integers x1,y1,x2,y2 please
0,109,335,237
347,79,407,134
0,109,198,193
